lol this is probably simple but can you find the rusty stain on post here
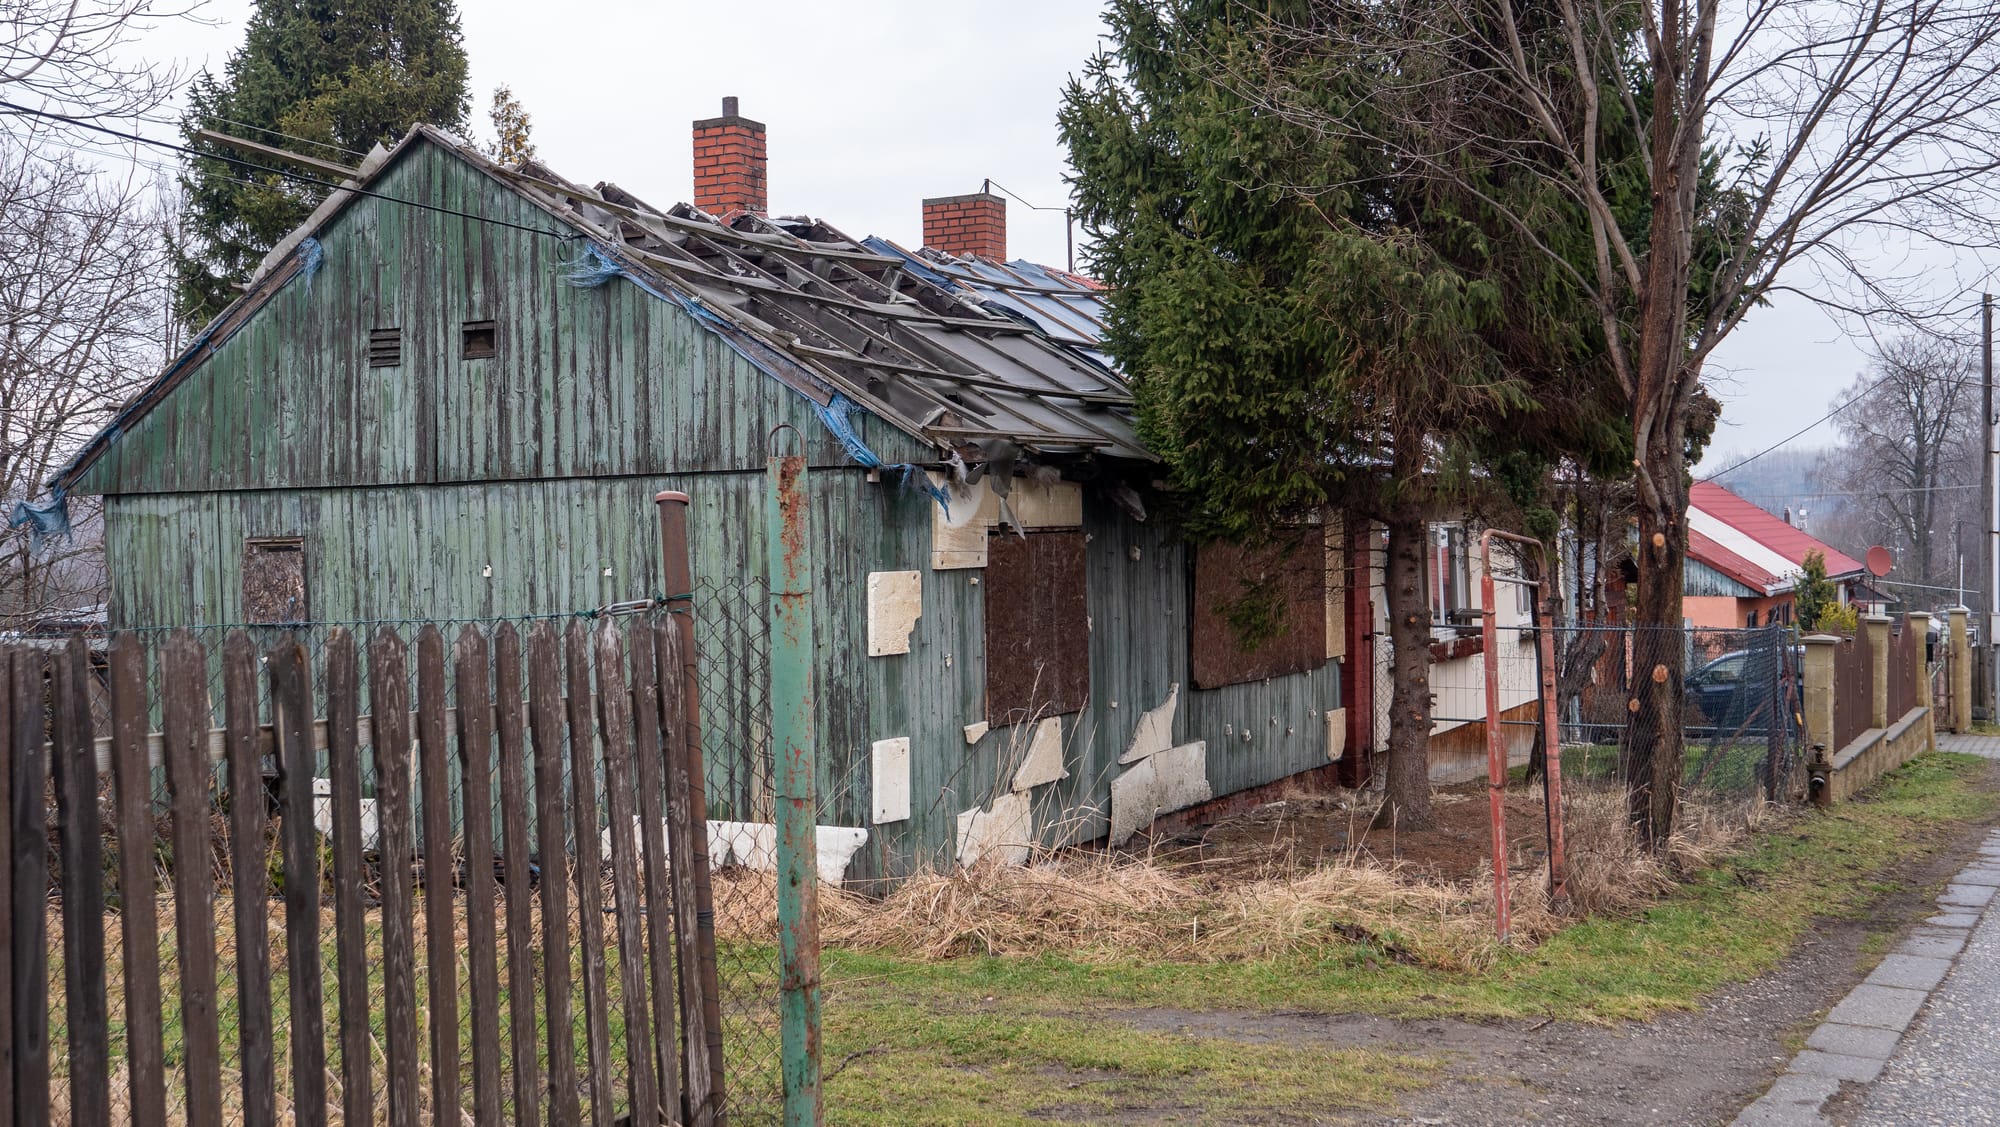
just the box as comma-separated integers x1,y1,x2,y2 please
766,434,823,1125
1534,587,1570,909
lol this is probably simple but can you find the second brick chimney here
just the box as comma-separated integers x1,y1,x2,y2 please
922,189,1006,260
692,96,767,220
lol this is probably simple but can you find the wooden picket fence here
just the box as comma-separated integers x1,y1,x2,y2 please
0,614,733,1127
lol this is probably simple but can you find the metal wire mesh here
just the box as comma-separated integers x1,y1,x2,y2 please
1547,623,1802,807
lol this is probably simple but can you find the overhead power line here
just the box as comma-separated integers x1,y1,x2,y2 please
0,100,574,242
1699,367,1902,482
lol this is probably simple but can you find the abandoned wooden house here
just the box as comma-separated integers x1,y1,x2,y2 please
55,101,1534,883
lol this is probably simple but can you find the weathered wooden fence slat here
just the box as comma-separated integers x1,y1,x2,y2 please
659,616,724,1127
530,622,583,1127
325,628,375,1127
274,638,331,1125
456,626,506,1125
0,651,15,1127
223,632,277,1127
415,625,463,1126
54,637,109,1127
370,628,421,1127
9,648,46,1127
566,619,616,1125
106,636,164,1127
164,632,223,1127
596,620,660,1127
630,620,683,1119
0,605,741,1126
494,623,545,1127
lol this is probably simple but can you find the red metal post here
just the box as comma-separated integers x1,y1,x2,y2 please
1479,530,1512,944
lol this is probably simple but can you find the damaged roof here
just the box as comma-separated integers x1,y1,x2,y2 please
56,126,1148,491
865,241,1116,372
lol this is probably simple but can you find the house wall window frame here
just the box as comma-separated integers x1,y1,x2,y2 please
242,536,308,624
1430,523,1475,632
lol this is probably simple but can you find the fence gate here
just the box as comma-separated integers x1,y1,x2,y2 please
0,609,749,1127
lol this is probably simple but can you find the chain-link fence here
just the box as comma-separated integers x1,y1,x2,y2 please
14,580,786,1126
1548,623,1803,807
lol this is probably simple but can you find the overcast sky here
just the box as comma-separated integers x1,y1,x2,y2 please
105,0,1997,474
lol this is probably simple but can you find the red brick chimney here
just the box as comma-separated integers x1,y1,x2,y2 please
692,96,767,220
922,188,1006,260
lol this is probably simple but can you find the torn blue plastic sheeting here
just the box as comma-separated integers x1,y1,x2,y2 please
813,395,949,510
10,491,72,551
297,237,325,292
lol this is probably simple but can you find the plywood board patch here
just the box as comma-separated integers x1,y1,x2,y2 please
871,736,911,824
957,792,1034,867
1120,683,1180,764
1109,741,1212,847
1011,717,1068,792
866,571,923,656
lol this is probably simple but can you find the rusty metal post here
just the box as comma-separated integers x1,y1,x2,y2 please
654,490,728,1125
1533,582,1569,910
766,434,822,1126
1478,530,1512,944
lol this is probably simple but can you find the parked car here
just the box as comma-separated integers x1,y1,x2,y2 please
1685,646,1801,730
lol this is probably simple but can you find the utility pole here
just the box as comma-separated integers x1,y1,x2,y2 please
1984,292,1995,718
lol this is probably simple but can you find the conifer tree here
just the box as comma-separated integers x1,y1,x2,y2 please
1062,0,1627,827
171,0,471,329
485,84,536,166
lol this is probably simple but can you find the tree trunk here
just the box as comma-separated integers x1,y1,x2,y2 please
1623,4,1699,851
1372,498,1437,831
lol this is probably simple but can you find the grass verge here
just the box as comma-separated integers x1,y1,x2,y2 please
818,752,1995,1123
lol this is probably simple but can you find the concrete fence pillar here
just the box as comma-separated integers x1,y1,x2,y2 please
1951,606,1973,733
1803,634,1840,753
1866,614,1892,730
1908,611,1936,750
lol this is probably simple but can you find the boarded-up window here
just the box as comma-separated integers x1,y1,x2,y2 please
1192,530,1328,689
984,530,1090,726
242,538,307,624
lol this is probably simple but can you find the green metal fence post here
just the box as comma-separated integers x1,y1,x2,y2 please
767,434,822,1125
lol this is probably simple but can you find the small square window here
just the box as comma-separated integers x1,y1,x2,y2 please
368,327,401,367
243,538,307,624
462,319,496,359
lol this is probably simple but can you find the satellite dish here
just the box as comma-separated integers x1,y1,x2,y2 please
1866,545,1894,577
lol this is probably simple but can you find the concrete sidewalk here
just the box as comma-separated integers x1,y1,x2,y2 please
1731,731,2000,1126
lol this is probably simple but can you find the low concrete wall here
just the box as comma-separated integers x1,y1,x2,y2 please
1826,706,1934,804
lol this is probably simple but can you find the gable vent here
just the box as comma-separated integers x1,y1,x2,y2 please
368,327,402,367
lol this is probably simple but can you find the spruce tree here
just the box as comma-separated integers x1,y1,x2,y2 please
171,0,471,328
1061,0,1628,828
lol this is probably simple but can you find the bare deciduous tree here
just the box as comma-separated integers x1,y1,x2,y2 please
0,137,167,627
1822,334,1979,597
0,0,195,127
1232,0,2000,845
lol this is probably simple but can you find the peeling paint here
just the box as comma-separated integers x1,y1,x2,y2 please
1325,708,1346,761
871,736,911,824
1011,716,1067,792
1119,682,1179,764
1109,741,1212,847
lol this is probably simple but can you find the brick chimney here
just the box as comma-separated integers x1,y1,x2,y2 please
692,96,767,219
922,188,1006,260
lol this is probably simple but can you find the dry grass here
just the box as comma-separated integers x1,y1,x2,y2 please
795,787,1770,975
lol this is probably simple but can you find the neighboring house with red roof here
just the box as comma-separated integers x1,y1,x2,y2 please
1684,481,1868,629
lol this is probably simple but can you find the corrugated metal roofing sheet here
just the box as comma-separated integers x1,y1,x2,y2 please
865,240,1120,373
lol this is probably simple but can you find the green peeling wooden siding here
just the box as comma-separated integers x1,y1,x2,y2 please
73,140,923,498
80,133,1343,881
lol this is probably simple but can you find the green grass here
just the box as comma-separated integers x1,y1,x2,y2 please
814,752,1995,1122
